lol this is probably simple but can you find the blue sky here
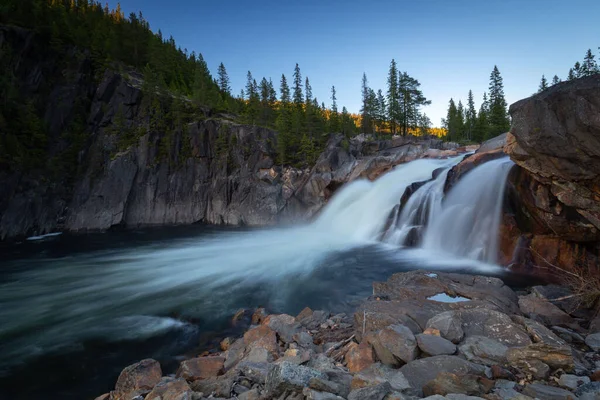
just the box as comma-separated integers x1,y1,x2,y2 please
107,0,600,126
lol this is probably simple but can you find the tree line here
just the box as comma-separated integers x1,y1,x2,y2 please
0,0,359,170
359,60,433,136
442,66,511,143
538,48,599,92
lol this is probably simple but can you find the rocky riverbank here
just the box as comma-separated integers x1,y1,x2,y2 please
96,271,600,400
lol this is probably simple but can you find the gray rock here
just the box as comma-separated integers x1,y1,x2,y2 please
522,383,579,400
234,361,270,384
348,382,392,400
559,374,591,390
506,342,575,371
302,388,345,400
445,396,487,400
513,359,551,379
307,353,337,372
398,356,486,396
459,336,508,366
308,377,342,396
266,361,327,396
552,326,586,344
586,333,600,351
416,333,457,356
368,324,419,366
352,363,412,392
426,313,464,344
575,382,600,399
514,316,567,347
518,294,576,327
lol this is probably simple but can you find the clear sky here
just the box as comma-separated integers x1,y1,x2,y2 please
106,0,600,126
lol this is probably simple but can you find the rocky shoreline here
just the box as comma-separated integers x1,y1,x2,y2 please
96,270,600,400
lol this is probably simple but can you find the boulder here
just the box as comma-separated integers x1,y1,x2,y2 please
416,333,457,356
522,383,578,400
585,333,600,351
575,382,600,399
345,341,375,373
426,309,531,347
176,356,225,381
559,374,591,390
266,361,327,396
144,379,192,400
518,294,576,327
367,324,419,366
513,316,567,347
303,388,346,400
347,382,392,400
506,342,575,371
398,356,486,395
243,324,279,357
422,372,494,397
263,314,302,344
112,359,162,400
351,363,412,393
458,336,508,366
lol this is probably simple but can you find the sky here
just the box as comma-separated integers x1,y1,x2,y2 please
106,0,600,127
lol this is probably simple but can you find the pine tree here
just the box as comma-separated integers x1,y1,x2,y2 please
581,49,599,76
473,92,489,143
552,75,561,85
217,62,231,94
304,77,314,137
376,89,386,132
538,75,548,93
244,71,259,124
275,74,292,164
456,100,465,139
487,66,510,137
360,73,372,133
386,59,400,134
568,68,576,81
329,86,340,133
466,90,476,141
292,63,303,107
341,106,355,137
574,62,582,78
444,98,458,141
398,72,431,136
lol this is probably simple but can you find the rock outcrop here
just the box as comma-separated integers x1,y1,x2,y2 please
502,75,600,273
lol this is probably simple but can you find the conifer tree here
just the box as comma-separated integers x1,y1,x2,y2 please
376,89,387,132
329,86,340,133
487,66,510,136
398,72,431,136
552,75,561,85
293,63,303,107
466,90,476,141
568,68,576,80
387,59,400,134
217,62,231,94
360,73,373,133
275,74,292,164
581,49,599,76
538,75,548,92
473,92,489,143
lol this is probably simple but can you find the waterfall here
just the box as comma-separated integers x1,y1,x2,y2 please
420,157,514,263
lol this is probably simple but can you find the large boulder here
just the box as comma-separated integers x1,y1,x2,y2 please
111,359,162,400
503,75,600,273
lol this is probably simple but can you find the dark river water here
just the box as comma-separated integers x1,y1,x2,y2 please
0,224,535,400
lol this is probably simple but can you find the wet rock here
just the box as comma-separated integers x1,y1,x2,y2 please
422,372,493,397
348,382,392,400
518,294,576,327
416,333,457,356
522,383,578,400
458,336,508,366
251,308,268,325
586,333,600,351
367,324,419,366
345,341,375,373
145,379,192,400
351,363,411,393
266,361,327,396
559,374,591,390
398,356,486,396
220,337,233,351
176,356,225,381
507,342,574,371
112,358,162,400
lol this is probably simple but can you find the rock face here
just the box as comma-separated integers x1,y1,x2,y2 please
0,24,458,240
502,75,600,272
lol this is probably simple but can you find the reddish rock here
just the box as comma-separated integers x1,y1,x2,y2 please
251,308,268,325
220,337,233,351
243,324,279,355
112,359,162,400
176,356,225,381
423,327,441,336
445,147,507,192
145,379,192,400
345,342,375,373
590,370,600,381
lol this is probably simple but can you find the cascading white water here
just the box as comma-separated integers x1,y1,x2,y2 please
421,157,514,263
315,157,464,241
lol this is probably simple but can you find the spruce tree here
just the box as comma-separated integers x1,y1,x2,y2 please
466,90,476,141
538,75,548,93
473,92,489,143
329,86,340,133
552,75,561,85
275,74,292,164
582,49,599,76
487,66,510,137
360,73,372,133
568,68,576,80
398,72,430,136
376,89,386,133
574,62,582,78
293,63,303,107
386,59,400,134
457,100,465,140
217,62,231,94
